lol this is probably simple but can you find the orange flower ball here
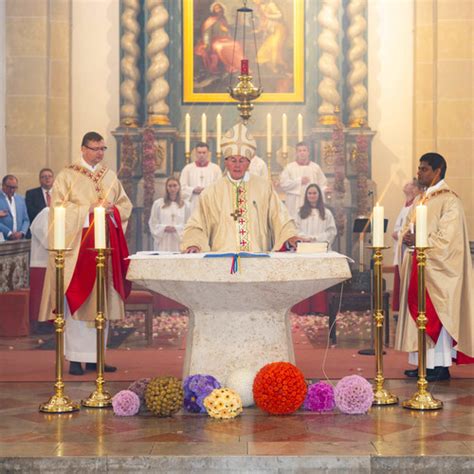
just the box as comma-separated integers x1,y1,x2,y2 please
253,362,307,415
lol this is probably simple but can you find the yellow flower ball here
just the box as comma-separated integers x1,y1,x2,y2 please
203,387,243,420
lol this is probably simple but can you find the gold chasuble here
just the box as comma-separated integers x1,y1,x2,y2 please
395,181,474,357
182,173,296,252
39,163,132,322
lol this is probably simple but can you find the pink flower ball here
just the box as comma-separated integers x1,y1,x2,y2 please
112,390,140,416
304,382,335,412
335,375,374,414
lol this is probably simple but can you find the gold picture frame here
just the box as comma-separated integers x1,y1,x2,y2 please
183,0,305,103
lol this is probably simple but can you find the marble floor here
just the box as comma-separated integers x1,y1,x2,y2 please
0,379,473,473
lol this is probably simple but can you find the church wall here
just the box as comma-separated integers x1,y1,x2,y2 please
414,0,473,239
0,0,6,178
368,0,414,266
4,0,71,194
71,0,119,170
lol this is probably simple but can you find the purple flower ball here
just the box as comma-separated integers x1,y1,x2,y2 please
112,390,140,417
127,378,151,411
183,374,221,413
335,375,374,414
304,382,335,412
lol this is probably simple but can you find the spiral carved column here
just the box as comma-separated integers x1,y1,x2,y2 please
146,0,170,126
120,0,141,127
347,0,368,128
317,0,341,125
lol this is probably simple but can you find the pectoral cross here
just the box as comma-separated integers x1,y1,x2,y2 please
230,209,242,221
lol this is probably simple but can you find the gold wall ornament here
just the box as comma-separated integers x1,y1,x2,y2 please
39,249,80,413
82,248,113,408
370,246,398,406
402,248,443,411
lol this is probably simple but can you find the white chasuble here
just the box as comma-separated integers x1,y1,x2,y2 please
182,173,296,252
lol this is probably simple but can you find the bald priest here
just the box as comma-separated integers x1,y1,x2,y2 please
182,123,300,253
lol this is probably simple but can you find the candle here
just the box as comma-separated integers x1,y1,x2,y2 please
372,203,384,247
53,206,65,250
266,113,272,153
94,206,106,249
297,113,303,142
416,204,428,247
216,114,222,153
201,113,207,143
185,113,190,153
241,59,249,75
282,113,287,153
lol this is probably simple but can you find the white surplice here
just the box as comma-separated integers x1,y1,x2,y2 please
179,162,222,213
295,208,337,249
149,198,190,251
279,161,328,219
249,156,269,178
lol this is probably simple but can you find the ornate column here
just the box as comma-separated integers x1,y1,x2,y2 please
317,0,341,125
120,0,141,127
146,0,170,125
346,0,368,128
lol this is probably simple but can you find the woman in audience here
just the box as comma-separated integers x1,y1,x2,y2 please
292,183,337,316
295,183,337,249
149,177,189,252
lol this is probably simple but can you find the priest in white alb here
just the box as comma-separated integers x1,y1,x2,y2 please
279,141,328,219
179,141,222,214
182,123,299,253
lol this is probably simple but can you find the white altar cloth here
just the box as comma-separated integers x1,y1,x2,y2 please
126,252,351,382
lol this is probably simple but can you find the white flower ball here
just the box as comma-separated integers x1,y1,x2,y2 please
226,368,257,407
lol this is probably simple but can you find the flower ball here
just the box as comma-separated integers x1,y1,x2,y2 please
183,374,221,413
304,381,335,412
145,376,184,417
335,375,374,414
112,390,140,417
203,388,243,420
253,362,307,415
128,377,151,409
226,368,257,407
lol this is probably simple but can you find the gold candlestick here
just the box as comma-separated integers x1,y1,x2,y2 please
185,151,191,165
82,248,113,408
369,246,398,406
39,249,80,413
403,247,443,410
216,151,222,169
266,151,272,179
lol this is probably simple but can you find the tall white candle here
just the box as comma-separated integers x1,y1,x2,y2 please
266,113,272,153
372,203,384,247
201,113,207,143
94,207,106,249
282,113,288,153
185,113,190,153
297,113,303,142
416,204,428,247
53,206,65,250
216,114,222,153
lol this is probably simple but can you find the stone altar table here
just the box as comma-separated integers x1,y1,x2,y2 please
127,252,351,382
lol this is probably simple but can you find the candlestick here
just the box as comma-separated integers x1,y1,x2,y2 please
54,207,66,250
416,204,428,247
201,113,207,143
266,113,272,154
94,207,106,249
185,113,190,153
282,113,287,153
297,113,303,142
216,114,222,153
372,203,384,247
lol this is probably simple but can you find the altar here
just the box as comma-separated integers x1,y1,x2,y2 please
126,252,351,382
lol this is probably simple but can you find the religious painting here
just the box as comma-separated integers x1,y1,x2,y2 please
183,0,305,103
